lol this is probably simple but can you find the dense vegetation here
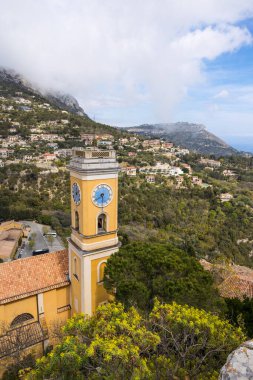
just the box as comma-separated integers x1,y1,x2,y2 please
118,174,253,266
225,297,253,337
22,302,244,380
2,160,253,263
104,242,224,313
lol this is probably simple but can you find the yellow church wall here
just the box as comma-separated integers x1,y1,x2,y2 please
72,228,117,245
91,255,111,313
56,286,70,309
70,250,82,314
70,177,118,238
0,296,38,327
43,285,70,325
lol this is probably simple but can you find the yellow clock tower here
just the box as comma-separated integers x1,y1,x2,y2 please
68,148,119,315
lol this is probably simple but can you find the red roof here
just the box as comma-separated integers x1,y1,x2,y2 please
200,259,253,300
0,250,69,304
219,275,253,300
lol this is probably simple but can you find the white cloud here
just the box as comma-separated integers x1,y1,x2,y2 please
0,0,253,124
214,90,229,98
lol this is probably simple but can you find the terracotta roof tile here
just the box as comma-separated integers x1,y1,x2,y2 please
219,275,253,300
200,259,253,300
0,250,69,304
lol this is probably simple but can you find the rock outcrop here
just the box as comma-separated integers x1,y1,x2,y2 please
220,340,253,379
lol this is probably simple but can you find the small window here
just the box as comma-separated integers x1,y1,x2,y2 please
75,211,79,232
97,261,106,283
10,313,34,328
98,214,107,233
73,257,79,280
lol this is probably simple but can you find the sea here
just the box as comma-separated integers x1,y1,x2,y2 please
225,136,253,154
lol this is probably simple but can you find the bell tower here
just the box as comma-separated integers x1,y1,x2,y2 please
68,148,119,315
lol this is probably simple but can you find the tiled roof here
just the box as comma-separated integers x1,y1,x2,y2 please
0,250,69,304
219,275,253,300
200,259,253,300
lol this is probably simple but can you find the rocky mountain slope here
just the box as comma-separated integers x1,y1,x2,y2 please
0,68,88,117
127,123,238,156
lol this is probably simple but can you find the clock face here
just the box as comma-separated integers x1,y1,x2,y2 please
72,182,81,205
92,184,113,207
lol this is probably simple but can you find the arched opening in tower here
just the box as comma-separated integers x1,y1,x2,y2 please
75,211,80,232
98,214,107,233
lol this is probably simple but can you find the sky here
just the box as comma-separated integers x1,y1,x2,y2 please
1,1,253,142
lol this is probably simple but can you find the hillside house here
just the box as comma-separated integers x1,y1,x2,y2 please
161,142,173,149
24,155,34,161
119,138,129,145
43,153,57,161
0,149,9,158
175,148,190,155
97,140,113,148
219,193,233,202
146,175,156,183
8,135,19,143
168,167,184,176
200,158,221,167
96,134,114,141
56,149,72,157
223,169,237,177
128,152,137,157
175,176,185,189
80,134,95,145
121,166,137,176
142,139,161,148
47,143,59,150
192,176,203,186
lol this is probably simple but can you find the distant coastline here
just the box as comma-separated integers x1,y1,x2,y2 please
232,144,253,153
223,136,253,154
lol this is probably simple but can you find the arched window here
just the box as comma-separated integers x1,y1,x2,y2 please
97,261,107,283
97,214,107,233
75,211,79,232
10,313,34,328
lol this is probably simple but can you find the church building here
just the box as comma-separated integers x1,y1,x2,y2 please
0,148,119,367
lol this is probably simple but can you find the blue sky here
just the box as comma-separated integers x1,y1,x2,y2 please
174,19,253,141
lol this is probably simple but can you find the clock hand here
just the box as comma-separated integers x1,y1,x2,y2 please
101,193,104,211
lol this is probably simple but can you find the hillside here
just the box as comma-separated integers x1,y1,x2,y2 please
0,68,89,117
127,122,238,156
0,69,125,143
2,68,253,268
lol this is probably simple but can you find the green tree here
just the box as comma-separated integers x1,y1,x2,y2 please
24,302,244,380
225,297,253,338
149,300,245,379
104,242,224,313
24,303,159,380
